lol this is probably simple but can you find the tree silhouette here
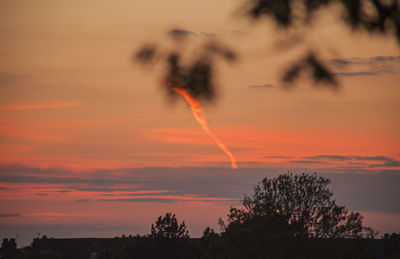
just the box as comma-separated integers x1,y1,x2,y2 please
150,212,190,239
1,238,20,259
201,173,378,258
226,173,376,239
383,232,400,258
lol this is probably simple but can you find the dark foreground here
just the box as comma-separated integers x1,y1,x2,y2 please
1,235,400,259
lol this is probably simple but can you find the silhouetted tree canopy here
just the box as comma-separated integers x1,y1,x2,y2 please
226,173,376,239
1,238,20,259
2,176,393,258
200,173,378,258
150,212,190,239
383,232,400,258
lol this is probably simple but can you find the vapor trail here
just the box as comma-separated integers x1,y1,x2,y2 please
172,87,237,169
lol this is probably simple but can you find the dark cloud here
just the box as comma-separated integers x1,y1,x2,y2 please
354,156,400,168
354,156,395,161
168,29,222,39
98,198,236,204
368,56,400,64
249,83,276,89
264,155,294,159
119,191,178,197
0,164,399,214
329,56,400,78
300,155,400,168
366,56,400,64
99,198,176,203
289,160,324,164
0,163,71,176
0,213,20,218
304,155,349,161
333,72,379,77
330,56,400,67
0,164,275,200
330,59,354,67
57,190,71,193
37,193,49,196
75,199,92,202
168,29,195,40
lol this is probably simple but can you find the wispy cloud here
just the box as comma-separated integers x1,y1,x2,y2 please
330,55,399,77
1,163,399,214
75,199,92,202
264,155,294,159
355,156,400,167
168,28,195,39
57,190,71,193
167,28,222,39
99,196,235,203
249,83,276,89
330,56,400,67
333,72,378,77
290,160,324,164
303,155,349,161
0,213,20,218
300,155,400,168
0,101,83,111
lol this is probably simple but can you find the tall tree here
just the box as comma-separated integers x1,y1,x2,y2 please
205,173,378,258
150,212,190,239
226,173,376,238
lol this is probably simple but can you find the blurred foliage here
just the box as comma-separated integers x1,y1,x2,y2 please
242,0,400,87
244,0,400,40
136,0,400,95
282,52,338,88
136,39,236,102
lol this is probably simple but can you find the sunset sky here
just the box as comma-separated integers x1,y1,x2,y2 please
1,0,399,246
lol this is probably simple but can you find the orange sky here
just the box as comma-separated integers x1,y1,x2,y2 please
1,0,399,246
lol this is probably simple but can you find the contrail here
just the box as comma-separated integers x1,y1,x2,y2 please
172,87,237,169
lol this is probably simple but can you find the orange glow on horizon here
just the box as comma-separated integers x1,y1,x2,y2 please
172,87,237,169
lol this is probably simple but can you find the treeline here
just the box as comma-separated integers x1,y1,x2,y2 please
2,173,400,258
